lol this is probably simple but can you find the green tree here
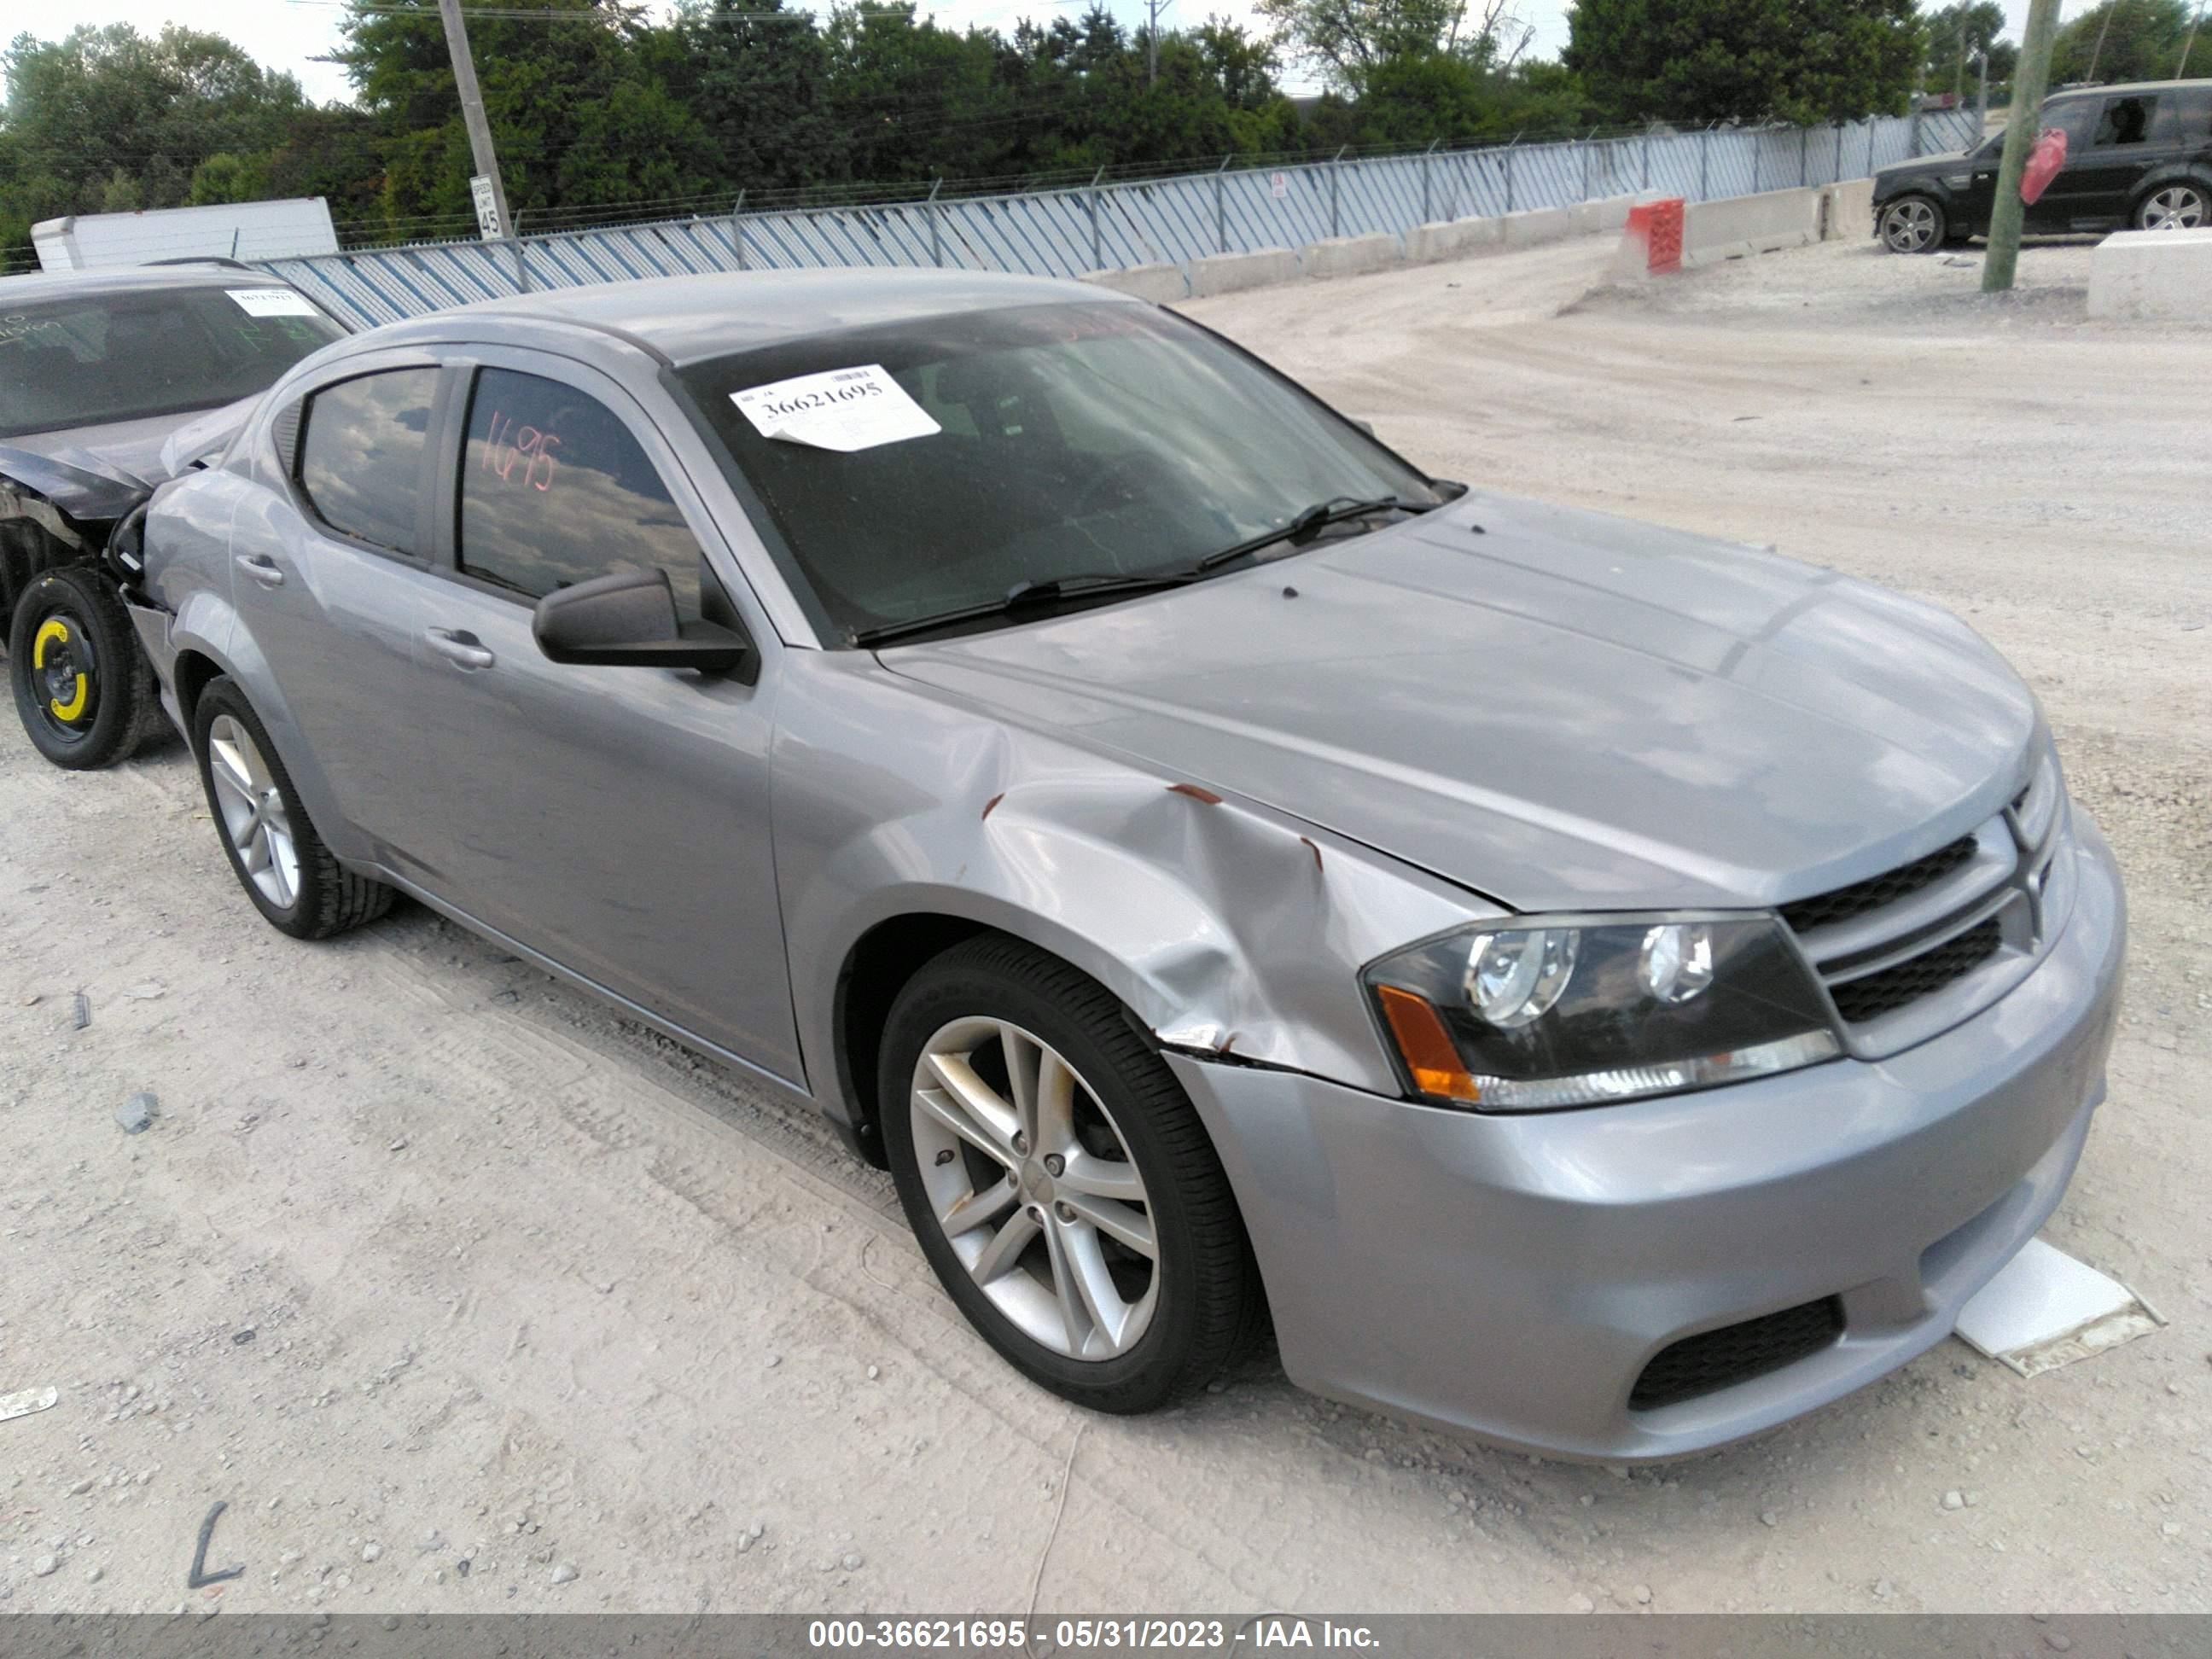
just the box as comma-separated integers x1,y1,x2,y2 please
1920,1,2016,91
334,0,719,231
2049,0,2196,84
661,0,841,192
1257,0,1535,94
189,150,275,204
1,24,309,225
1564,0,1924,123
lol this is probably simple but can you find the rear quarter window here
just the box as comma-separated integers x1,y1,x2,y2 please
297,369,438,556
2176,90,2212,143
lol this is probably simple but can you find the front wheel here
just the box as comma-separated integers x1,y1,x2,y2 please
879,935,1262,1412
1879,195,1947,254
8,564,163,770
2136,183,2208,231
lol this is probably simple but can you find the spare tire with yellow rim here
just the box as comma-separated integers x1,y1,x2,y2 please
8,565,164,770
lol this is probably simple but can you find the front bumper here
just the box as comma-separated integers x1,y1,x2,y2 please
1172,813,2126,1461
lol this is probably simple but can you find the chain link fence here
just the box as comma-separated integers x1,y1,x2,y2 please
259,109,1982,330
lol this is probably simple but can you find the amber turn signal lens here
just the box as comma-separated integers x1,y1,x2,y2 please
1376,985,1481,1103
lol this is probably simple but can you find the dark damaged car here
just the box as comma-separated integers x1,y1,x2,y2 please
1,263,344,766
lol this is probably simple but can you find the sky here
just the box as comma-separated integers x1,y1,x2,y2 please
14,0,2054,108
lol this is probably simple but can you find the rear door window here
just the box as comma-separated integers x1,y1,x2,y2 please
455,367,701,617
298,368,438,556
2090,94,2159,147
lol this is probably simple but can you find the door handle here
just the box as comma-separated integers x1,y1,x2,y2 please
425,627,495,670
236,553,284,587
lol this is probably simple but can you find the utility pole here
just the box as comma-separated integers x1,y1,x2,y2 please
1982,0,2063,294
1145,0,1170,85
2179,3,2205,74
2086,0,2116,81
439,0,512,241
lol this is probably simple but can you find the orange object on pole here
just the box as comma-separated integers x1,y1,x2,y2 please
2021,128,2068,205
1625,197,1685,273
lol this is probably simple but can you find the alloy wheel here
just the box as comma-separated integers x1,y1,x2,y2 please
206,713,301,910
2138,186,2206,231
909,1016,1158,1360
1882,199,1940,253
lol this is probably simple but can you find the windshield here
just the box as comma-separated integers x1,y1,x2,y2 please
677,301,1441,642
0,285,343,439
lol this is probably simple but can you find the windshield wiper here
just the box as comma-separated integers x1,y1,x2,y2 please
1193,495,1438,572
851,569,1202,649
851,496,1439,648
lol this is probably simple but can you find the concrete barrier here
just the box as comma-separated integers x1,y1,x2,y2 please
1300,232,1402,278
1189,247,1302,296
1499,206,1575,247
1080,263,1188,302
2087,226,2212,321
1681,186,1824,267
1820,178,1875,242
1621,183,1877,280
1569,195,1638,236
1406,218,1505,264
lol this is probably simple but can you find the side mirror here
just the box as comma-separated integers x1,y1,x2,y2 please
533,567,756,677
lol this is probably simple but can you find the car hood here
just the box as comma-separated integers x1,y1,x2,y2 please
1874,150,1975,190
881,492,2040,913
0,398,257,526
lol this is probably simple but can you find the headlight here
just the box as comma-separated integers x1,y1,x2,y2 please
1365,914,1840,1111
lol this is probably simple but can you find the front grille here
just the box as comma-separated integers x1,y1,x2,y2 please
1779,835,1977,934
1629,1296,1844,1412
1826,916,2003,1023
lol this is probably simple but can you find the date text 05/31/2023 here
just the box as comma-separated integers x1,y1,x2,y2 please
803,1619,1382,1650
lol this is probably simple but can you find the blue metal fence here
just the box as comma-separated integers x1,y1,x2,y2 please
259,110,1981,330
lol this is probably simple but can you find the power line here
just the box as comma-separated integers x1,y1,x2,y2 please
285,1,623,19
285,0,841,19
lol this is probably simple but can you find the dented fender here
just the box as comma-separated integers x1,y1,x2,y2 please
0,443,154,557
774,651,1502,1122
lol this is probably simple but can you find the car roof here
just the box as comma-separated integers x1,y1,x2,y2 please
369,267,1133,369
2049,77,2212,100
0,263,288,305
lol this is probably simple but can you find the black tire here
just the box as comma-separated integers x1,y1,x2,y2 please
879,934,1263,1413
1878,194,1947,254
8,563,163,770
191,675,396,940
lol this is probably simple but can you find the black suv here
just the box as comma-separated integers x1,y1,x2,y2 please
1874,79,2212,253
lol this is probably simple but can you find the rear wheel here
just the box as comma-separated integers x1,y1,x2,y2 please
191,676,396,939
1879,195,1947,254
7,564,162,770
879,935,1262,1412
2136,183,2208,231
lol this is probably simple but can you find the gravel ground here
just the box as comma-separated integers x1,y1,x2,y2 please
2,234,2207,1621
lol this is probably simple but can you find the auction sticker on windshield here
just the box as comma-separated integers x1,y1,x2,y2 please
227,288,321,318
731,364,941,453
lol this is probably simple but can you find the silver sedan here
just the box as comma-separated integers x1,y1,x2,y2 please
128,270,2124,1459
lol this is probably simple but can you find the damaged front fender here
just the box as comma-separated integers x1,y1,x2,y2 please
0,443,153,559
777,652,1505,1125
